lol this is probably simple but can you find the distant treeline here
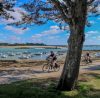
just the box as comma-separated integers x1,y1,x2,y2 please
0,43,46,46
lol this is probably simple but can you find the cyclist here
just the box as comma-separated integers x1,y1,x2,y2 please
84,52,92,63
46,51,57,69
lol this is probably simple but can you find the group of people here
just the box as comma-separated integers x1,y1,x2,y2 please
47,51,92,67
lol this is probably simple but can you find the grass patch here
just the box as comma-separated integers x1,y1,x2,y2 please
0,73,100,98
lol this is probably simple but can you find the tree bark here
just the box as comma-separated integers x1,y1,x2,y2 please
57,0,87,91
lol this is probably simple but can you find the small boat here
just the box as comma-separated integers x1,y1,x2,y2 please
16,52,21,55
18,55,30,59
57,53,64,55
42,52,47,54
0,53,3,56
23,51,31,54
8,53,15,56
30,54,34,57
57,51,65,55
34,53,43,56
0,53,3,55
0,55,7,58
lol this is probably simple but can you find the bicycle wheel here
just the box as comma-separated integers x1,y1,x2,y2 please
82,59,89,65
42,64,50,72
54,64,60,72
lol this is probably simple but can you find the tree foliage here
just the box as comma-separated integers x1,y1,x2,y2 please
0,0,16,19
0,0,99,29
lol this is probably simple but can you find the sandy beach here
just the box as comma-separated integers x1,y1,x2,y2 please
0,50,100,84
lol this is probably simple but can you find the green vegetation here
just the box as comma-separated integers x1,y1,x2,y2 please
0,72,100,98
0,43,46,46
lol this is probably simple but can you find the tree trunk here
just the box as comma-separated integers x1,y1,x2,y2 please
57,0,87,91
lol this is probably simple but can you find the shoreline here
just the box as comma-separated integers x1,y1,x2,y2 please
0,45,66,49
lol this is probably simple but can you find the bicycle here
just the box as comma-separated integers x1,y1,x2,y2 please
82,59,92,65
42,57,60,72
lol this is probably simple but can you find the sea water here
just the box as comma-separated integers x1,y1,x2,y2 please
0,45,100,60
0,47,66,60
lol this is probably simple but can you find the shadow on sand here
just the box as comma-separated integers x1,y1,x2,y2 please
83,65,100,70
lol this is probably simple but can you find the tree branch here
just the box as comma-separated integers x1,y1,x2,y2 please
50,0,71,23
87,0,95,5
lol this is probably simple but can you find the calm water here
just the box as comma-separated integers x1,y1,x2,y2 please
83,45,100,50
0,47,66,60
0,45,100,60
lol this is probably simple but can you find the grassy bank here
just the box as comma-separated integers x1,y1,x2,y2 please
0,71,100,98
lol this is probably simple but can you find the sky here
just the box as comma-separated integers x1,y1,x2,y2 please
0,0,100,45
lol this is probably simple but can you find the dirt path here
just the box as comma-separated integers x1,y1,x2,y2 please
0,61,100,84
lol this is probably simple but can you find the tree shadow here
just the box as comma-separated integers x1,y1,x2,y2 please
79,72,100,80
83,65,100,71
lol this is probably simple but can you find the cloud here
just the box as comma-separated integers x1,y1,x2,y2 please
96,5,100,13
30,37,43,43
86,31,100,39
89,20,95,24
0,33,4,36
31,25,67,45
32,25,64,38
85,33,90,38
10,36,20,41
6,35,22,43
47,35,60,40
50,26,59,29
97,36,100,40
1,7,27,24
86,31,99,34
5,26,29,34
